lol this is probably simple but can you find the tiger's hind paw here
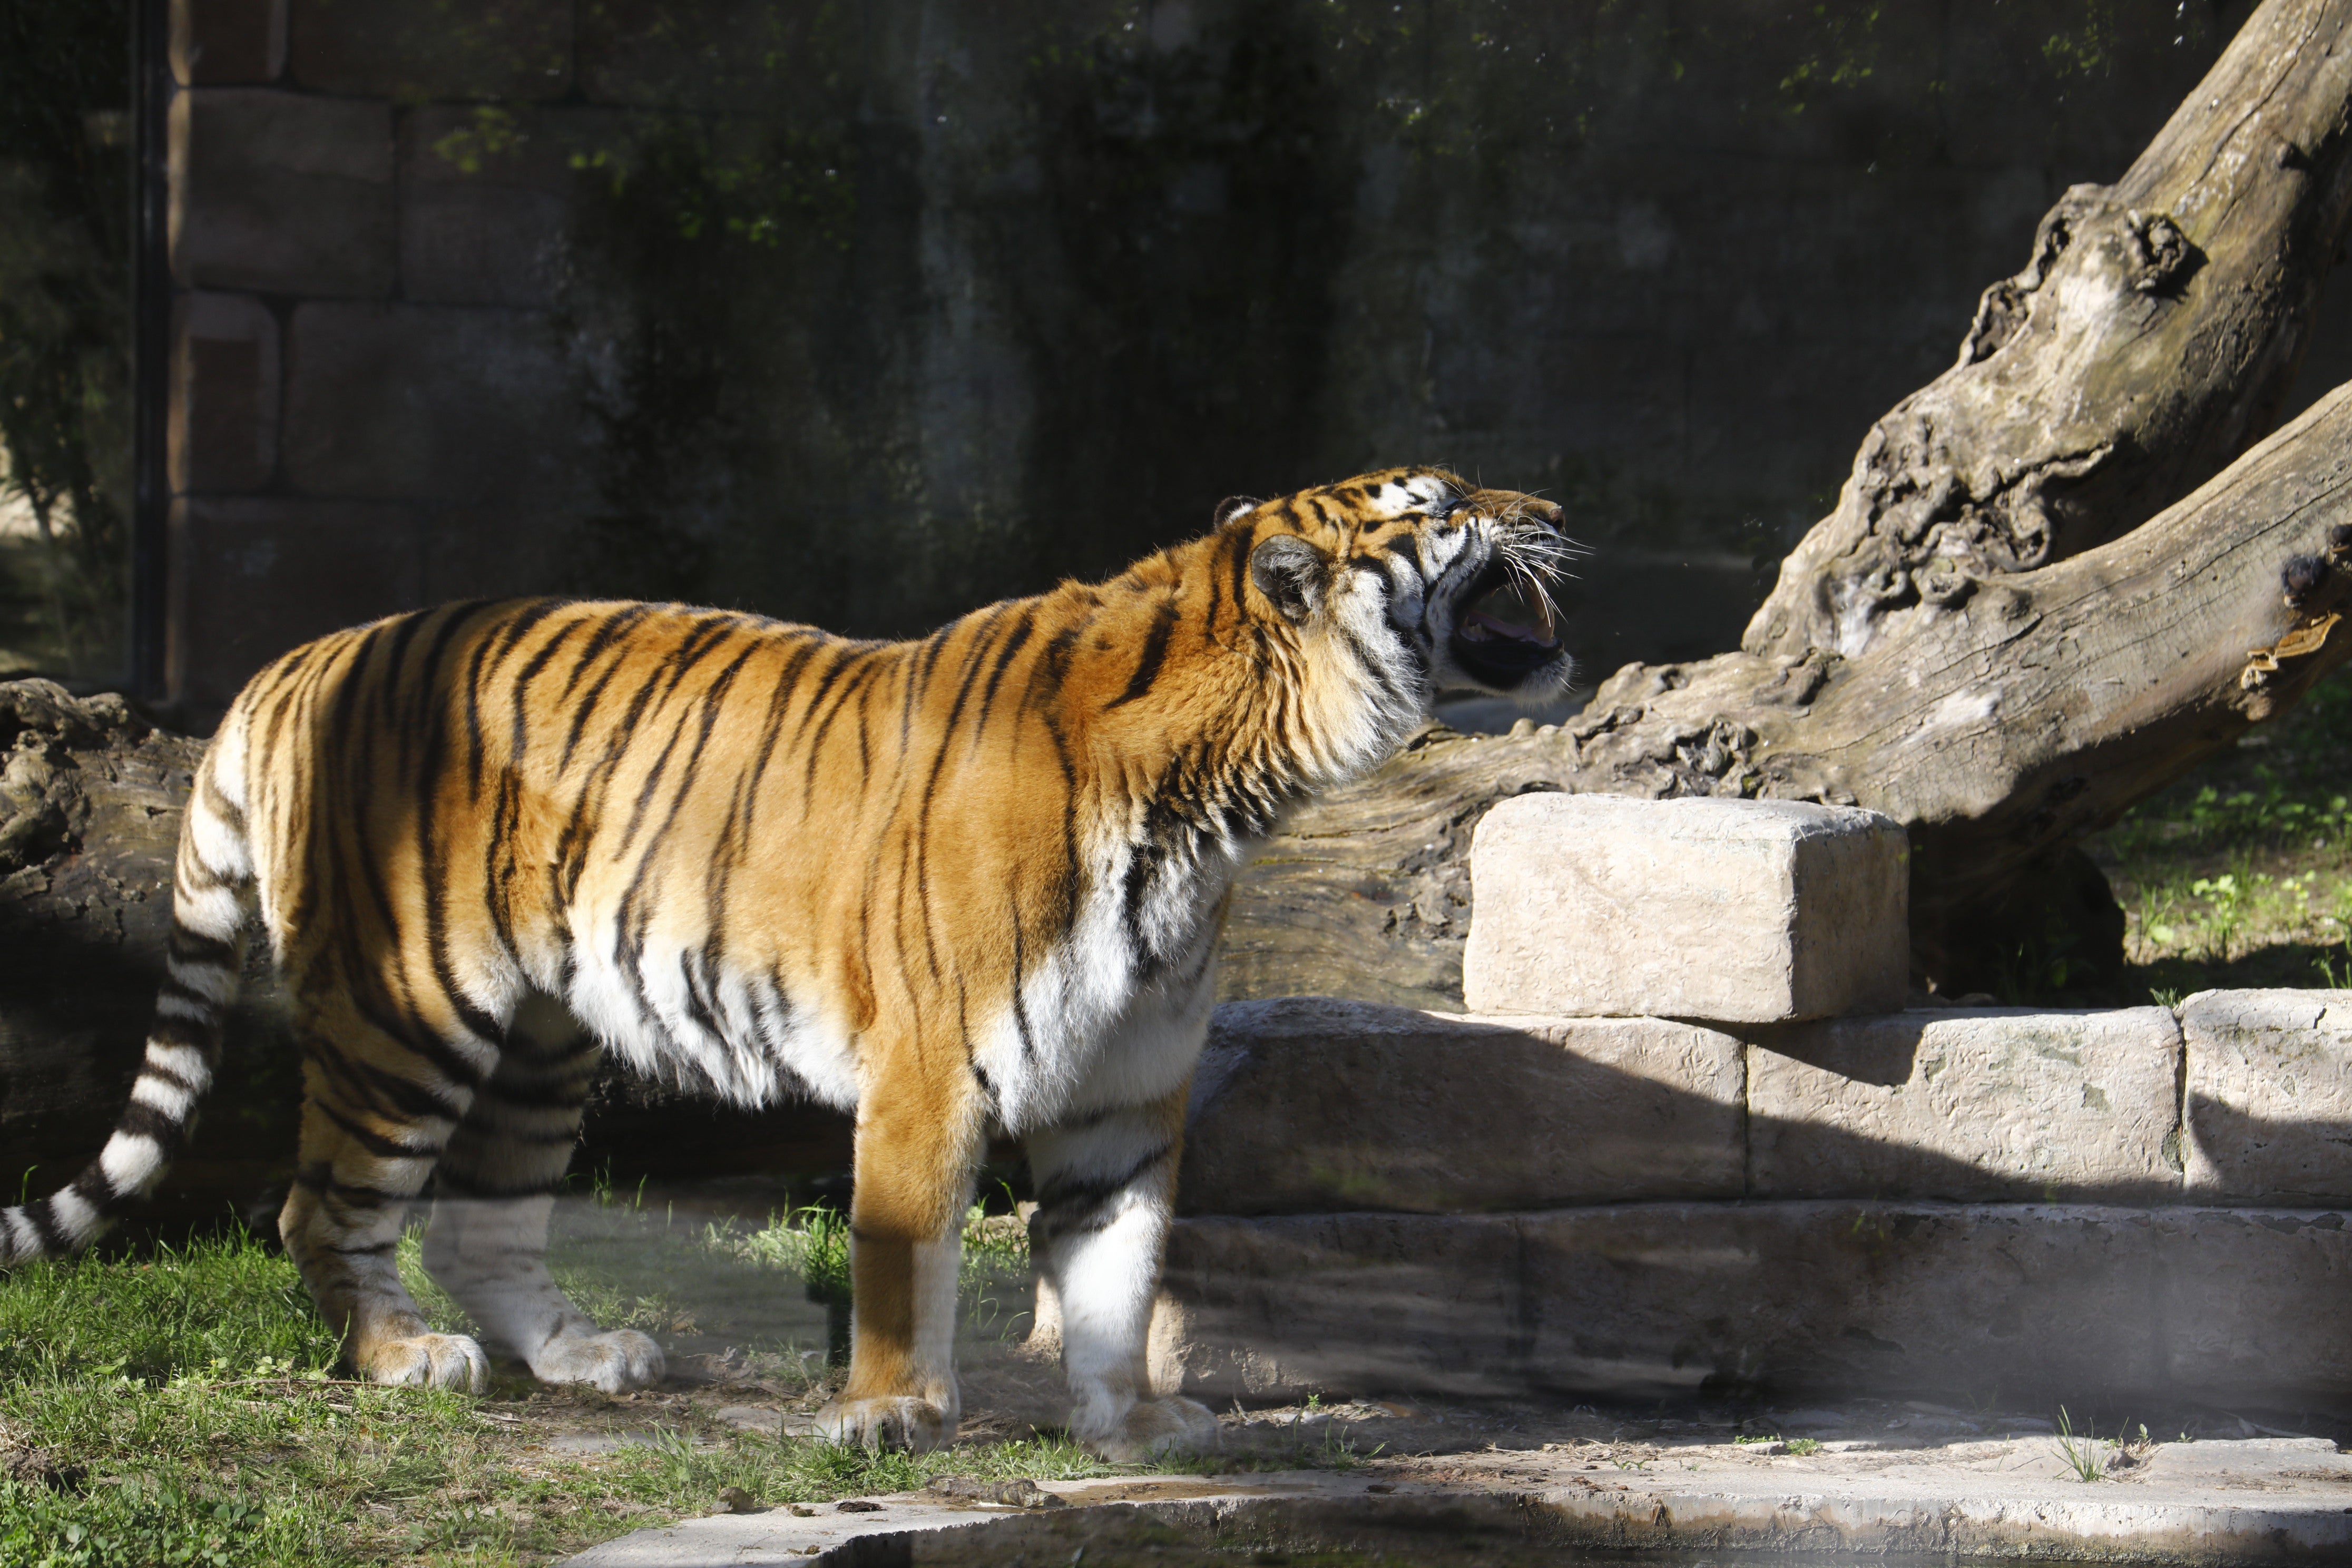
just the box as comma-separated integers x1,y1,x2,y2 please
1082,1395,1220,1463
815,1395,953,1452
531,1328,666,1395
364,1331,489,1394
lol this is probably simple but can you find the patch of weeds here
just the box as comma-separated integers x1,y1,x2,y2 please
2089,665,2352,1000
1783,1437,1821,1457
2055,1406,2109,1482
0,1473,295,1568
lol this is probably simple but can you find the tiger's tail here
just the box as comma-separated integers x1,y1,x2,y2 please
0,726,255,1263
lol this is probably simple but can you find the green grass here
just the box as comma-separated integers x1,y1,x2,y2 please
2086,663,2352,1002
0,1203,1127,1567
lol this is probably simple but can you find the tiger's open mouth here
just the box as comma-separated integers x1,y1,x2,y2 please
1447,558,1562,688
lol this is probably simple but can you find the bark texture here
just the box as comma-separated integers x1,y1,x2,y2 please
1224,0,2352,1008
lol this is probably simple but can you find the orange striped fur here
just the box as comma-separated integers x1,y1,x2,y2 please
2,469,1572,1457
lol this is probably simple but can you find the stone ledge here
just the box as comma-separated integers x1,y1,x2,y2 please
564,1447,2352,1566
2180,988,2352,1204
1158,1203,2352,1410
1185,998,2220,1214
1179,998,1744,1216
1748,1006,2184,1202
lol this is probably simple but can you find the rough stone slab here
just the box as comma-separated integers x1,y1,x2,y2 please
171,291,280,495
172,90,393,297
2157,1206,2352,1402
281,303,596,507
1463,793,1907,1023
1747,1006,2184,1202
2179,988,2352,1203
1159,1210,1529,1400
564,1451,2352,1566
1178,998,1745,1217
1158,1203,2352,1409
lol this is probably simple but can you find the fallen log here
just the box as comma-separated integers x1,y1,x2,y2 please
1225,0,2352,1005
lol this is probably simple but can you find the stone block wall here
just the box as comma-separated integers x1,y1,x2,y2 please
1160,992,2352,1411
164,0,592,711
158,0,2338,720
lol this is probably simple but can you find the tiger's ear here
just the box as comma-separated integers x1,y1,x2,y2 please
1213,495,1263,528
1249,534,1329,624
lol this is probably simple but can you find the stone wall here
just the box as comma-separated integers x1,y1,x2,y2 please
162,0,2341,719
1153,993,2352,1410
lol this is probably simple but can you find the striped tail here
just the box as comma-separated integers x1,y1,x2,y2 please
0,737,254,1263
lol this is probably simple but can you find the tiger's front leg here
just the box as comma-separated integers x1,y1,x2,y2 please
1025,1087,1217,1461
815,1065,982,1451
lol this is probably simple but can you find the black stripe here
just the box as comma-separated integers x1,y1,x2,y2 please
115,1099,184,1147
508,609,587,759
1010,921,1036,1064
23,1199,69,1251
135,1061,202,1099
801,652,883,802
310,1042,472,1124
1032,1143,1174,1241
1104,601,1179,709
433,1168,566,1201
972,608,1037,730
166,923,239,967
557,603,654,705
195,767,245,832
145,1013,213,1055
315,1100,433,1161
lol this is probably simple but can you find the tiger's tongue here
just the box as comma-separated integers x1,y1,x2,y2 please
1463,581,1557,645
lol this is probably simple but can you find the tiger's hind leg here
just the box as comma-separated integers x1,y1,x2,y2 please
421,995,664,1395
276,995,491,1394
1025,1088,1218,1461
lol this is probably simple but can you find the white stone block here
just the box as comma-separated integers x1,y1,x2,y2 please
1463,793,1907,1023
1747,1006,2184,1201
2180,988,2352,1203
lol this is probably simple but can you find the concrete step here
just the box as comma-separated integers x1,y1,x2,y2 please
565,1445,2352,1567
2182,988,2352,1203
1183,992,2352,1212
1154,1202,2352,1410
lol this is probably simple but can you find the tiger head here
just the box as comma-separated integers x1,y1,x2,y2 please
1220,467,1575,744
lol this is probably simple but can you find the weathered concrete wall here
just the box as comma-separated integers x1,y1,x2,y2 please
163,0,2313,716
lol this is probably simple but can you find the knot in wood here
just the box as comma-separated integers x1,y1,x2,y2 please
2125,210,2191,293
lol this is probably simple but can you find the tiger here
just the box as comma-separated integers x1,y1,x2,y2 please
0,467,1571,1457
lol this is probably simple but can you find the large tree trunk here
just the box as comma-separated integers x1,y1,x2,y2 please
1223,0,2352,1007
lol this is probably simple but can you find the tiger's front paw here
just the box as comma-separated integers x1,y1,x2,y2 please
1080,1395,1220,1463
363,1331,489,1394
816,1395,954,1452
531,1328,666,1395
